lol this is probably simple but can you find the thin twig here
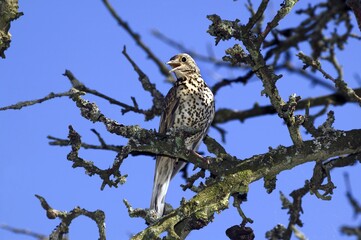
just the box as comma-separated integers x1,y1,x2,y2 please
0,91,73,111
346,0,361,31
63,70,159,120
0,224,47,240
102,0,174,82
244,0,269,33
35,194,106,240
260,0,299,44
213,87,361,124
47,135,120,152
152,29,235,68
211,70,254,94
122,46,164,120
297,52,361,105
280,61,335,91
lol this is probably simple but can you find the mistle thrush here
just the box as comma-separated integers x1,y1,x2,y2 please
150,53,215,218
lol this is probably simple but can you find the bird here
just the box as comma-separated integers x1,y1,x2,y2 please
150,53,215,218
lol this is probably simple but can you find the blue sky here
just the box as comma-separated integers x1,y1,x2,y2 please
1,1,361,239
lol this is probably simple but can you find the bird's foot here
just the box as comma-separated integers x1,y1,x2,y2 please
187,150,211,165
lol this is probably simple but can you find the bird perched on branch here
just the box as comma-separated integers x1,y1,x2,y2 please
150,53,215,218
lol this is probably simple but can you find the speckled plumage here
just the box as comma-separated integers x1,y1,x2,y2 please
150,53,215,218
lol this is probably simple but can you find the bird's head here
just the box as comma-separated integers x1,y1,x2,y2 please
167,53,200,79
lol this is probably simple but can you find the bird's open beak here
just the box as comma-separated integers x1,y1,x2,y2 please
167,60,181,72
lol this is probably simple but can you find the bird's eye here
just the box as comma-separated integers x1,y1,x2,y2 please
181,57,187,62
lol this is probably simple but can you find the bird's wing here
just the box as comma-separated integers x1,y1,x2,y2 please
158,85,179,134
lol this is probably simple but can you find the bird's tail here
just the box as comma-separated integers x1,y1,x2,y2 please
150,156,175,218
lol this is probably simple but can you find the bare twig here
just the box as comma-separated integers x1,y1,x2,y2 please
211,70,254,94
343,172,361,216
279,152,360,240
341,226,361,238
297,52,361,105
35,194,106,240
263,1,355,70
63,70,161,120
341,170,361,238
214,88,361,124
0,224,48,240
290,225,307,240
101,0,174,82
152,29,234,68
48,134,120,152
259,0,299,45
347,0,361,31
0,91,73,111
91,128,107,147
280,60,335,91
244,0,269,34
181,169,206,191
66,125,127,190
122,46,164,120
232,193,253,224
208,9,305,146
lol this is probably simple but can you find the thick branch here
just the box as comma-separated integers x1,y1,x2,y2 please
67,87,361,176
132,128,361,239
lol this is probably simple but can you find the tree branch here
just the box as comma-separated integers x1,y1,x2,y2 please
101,0,174,82
63,70,160,120
0,91,73,111
347,0,361,31
152,29,235,68
297,52,361,105
208,11,305,146
122,46,165,120
35,194,106,240
0,0,23,58
131,128,361,239
0,224,47,240
213,87,361,124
